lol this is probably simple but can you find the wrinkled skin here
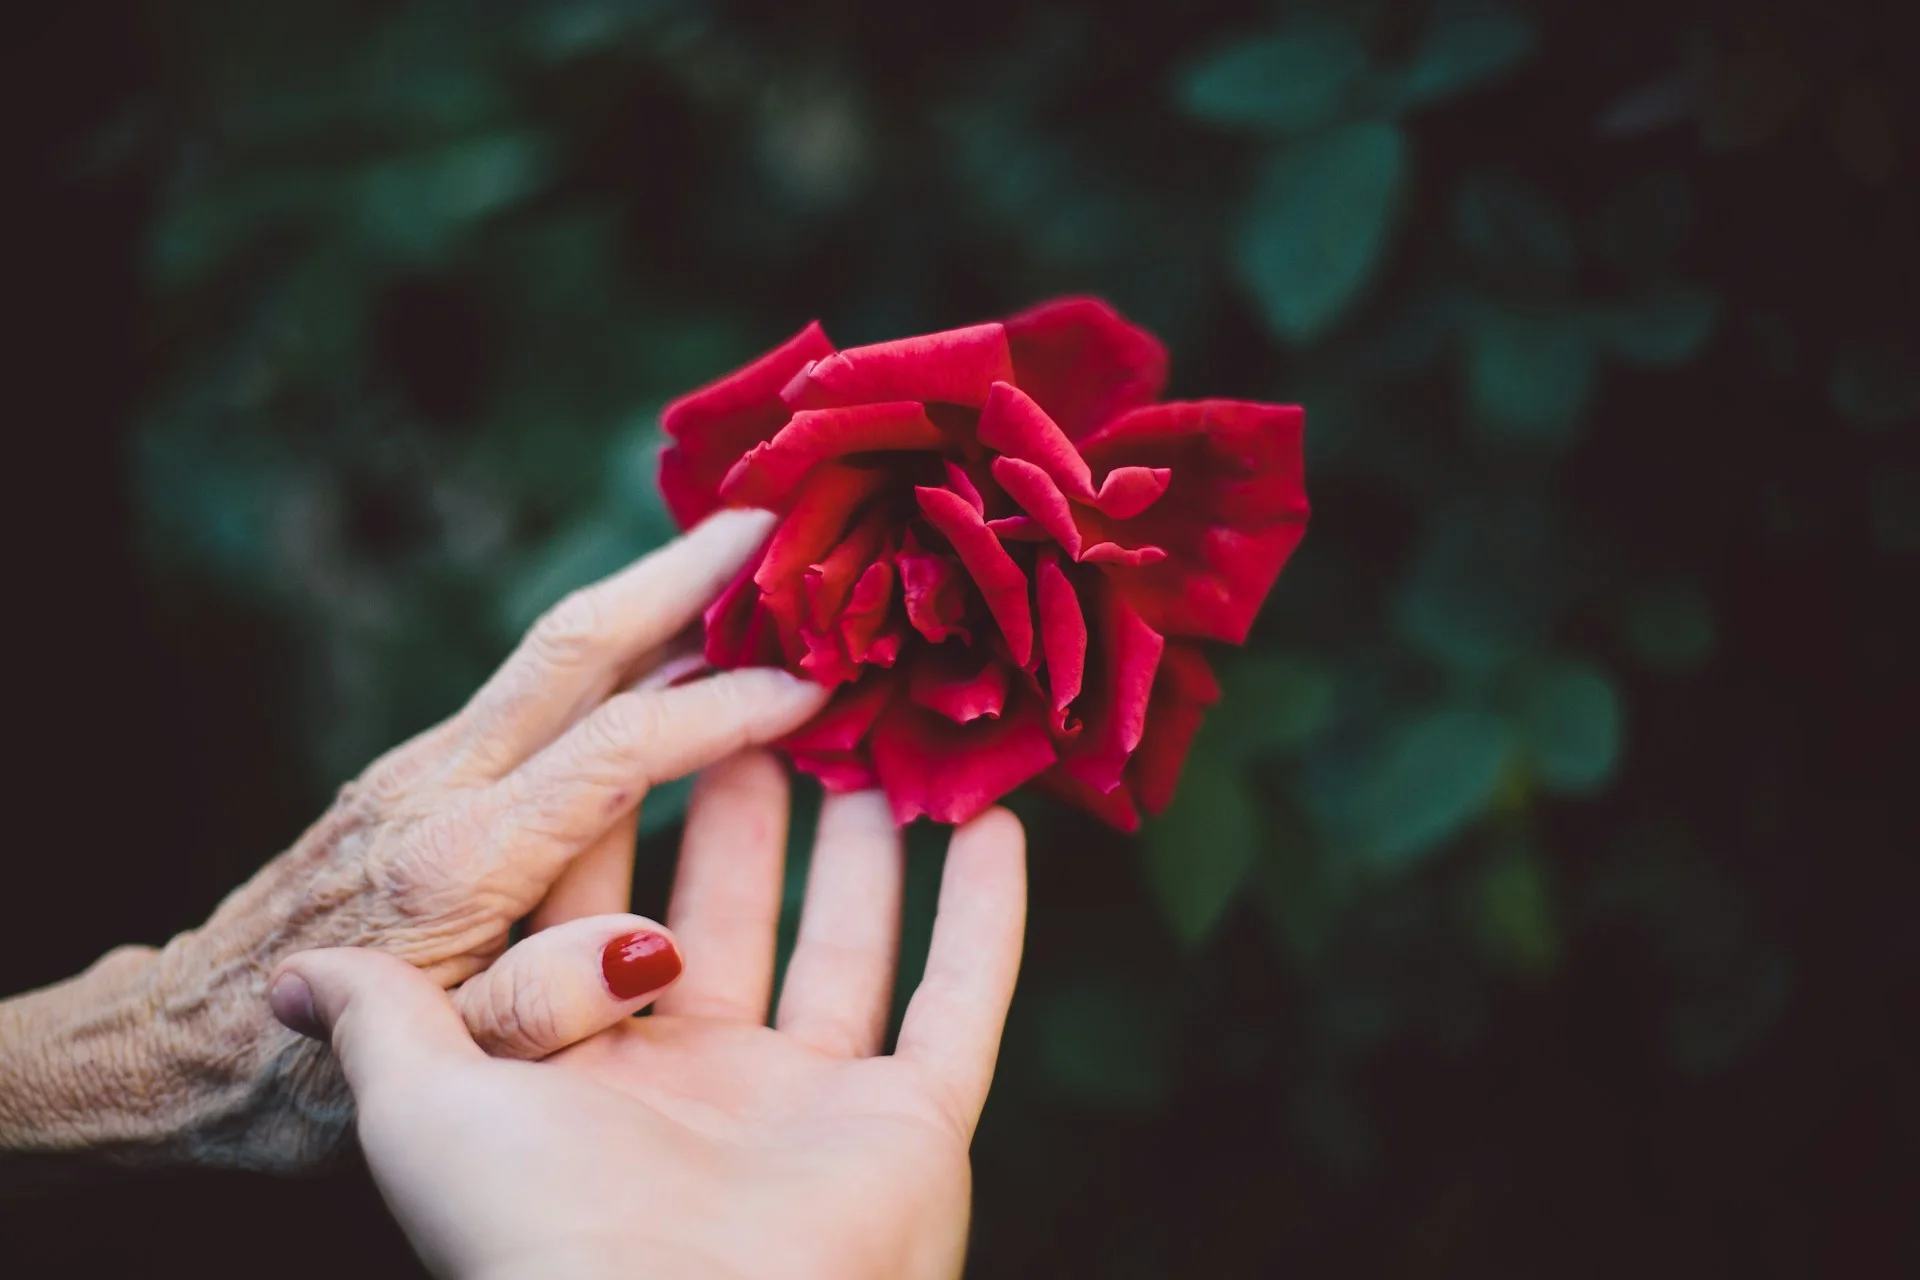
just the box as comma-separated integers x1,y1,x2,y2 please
273,756,1027,1280
0,513,828,1171
661,296,1309,831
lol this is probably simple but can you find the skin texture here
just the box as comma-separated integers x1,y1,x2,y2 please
0,510,830,1173
272,770,1027,1280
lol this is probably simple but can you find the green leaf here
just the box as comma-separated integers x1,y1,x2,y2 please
1451,172,1574,284
1236,122,1407,343
637,775,694,836
1393,3,1537,108
1034,975,1176,1109
1208,653,1336,755
1622,584,1717,673
1465,306,1597,442
1831,339,1920,433
1517,659,1623,796
1472,849,1559,973
1597,288,1718,366
356,131,554,260
1394,501,1569,675
500,515,652,635
1354,709,1510,869
1592,173,1695,271
1177,25,1369,134
1142,747,1257,947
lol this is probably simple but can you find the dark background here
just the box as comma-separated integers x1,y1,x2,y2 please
4,0,1916,1275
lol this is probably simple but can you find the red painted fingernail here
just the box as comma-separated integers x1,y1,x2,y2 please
601,931,683,1000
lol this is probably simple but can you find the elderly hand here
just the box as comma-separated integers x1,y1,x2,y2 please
271,762,1026,1280
0,511,828,1172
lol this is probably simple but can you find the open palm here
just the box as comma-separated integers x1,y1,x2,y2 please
301,748,1026,1280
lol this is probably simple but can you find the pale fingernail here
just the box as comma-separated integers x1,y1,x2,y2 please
268,972,321,1039
697,507,776,542
637,650,713,691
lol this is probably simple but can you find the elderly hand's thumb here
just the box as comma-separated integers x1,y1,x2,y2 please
269,948,481,1094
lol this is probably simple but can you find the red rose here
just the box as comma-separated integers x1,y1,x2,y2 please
659,296,1307,829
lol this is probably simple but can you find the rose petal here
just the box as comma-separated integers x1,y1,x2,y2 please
1088,465,1172,520
1035,550,1086,734
1003,297,1168,441
704,539,779,668
1077,401,1308,644
756,464,891,593
870,694,1058,825
1034,765,1141,833
984,515,1048,541
944,459,986,515
1060,580,1164,794
803,510,893,631
909,646,1011,723
1081,542,1168,566
895,530,971,644
782,323,1015,410
660,321,836,527
862,628,904,667
1133,642,1220,816
719,402,948,507
798,625,860,687
791,751,882,792
915,485,1034,667
976,381,1095,497
989,455,1084,558
783,667,899,753
838,558,898,665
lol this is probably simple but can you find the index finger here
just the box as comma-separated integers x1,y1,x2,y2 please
453,509,774,777
894,807,1027,1137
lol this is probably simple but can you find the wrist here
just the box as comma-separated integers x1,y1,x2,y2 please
0,944,168,1158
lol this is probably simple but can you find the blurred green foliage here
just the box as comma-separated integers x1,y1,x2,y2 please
97,0,1917,1271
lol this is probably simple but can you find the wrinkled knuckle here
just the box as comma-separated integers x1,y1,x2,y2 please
482,964,563,1058
380,809,483,905
528,588,608,671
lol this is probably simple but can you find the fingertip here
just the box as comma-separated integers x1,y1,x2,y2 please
957,804,1026,849
691,506,777,548
601,926,685,1001
268,969,321,1039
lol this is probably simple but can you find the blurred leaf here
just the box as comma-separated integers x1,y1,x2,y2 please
1177,24,1369,134
500,514,653,635
1668,951,1792,1073
1354,709,1510,869
1465,306,1597,442
1472,848,1559,973
1143,745,1257,948
1452,172,1574,284
638,774,694,836
1392,2,1536,109
355,132,554,260
1831,339,1920,433
1237,122,1407,343
1592,173,1695,271
1870,471,1920,554
1622,584,1717,672
1208,653,1336,755
1517,659,1622,795
1395,501,1569,674
1035,975,1175,1109
1597,288,1718,366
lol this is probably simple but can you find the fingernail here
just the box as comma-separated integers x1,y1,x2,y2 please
701,507,776,540
268,972,322,1039
601,931,684,1000
756,668,825,698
